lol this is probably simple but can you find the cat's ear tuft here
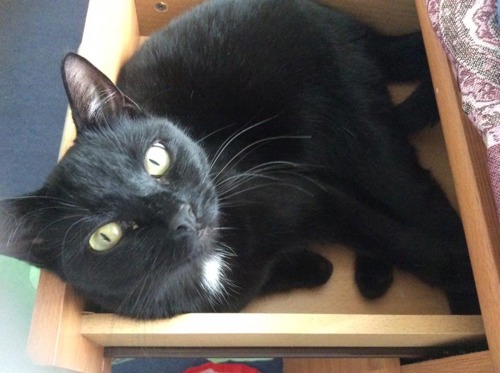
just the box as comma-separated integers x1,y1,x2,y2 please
61,53,141,135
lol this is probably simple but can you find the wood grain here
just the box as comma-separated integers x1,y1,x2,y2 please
135,0,203,35
402,350,494,373
81,313,484,348
283,351,494,373
28,271,107,372
416,0,500,370
284,358,401,373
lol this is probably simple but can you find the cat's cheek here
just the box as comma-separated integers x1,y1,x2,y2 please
203,202,220,228
195,185,219,225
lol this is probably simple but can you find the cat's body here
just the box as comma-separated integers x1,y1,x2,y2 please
0,0,479,318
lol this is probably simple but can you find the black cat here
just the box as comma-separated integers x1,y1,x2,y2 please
0,0,479,318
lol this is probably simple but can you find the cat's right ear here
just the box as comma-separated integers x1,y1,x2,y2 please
61,53,141,135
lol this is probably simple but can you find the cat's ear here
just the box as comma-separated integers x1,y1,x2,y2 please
0,191,56,269
61,53,141,134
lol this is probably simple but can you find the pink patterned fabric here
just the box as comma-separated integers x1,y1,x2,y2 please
427,0,500,219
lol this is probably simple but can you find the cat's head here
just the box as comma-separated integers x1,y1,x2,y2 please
0,53,228,319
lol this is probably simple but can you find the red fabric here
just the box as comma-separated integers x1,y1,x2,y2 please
185,362,260,373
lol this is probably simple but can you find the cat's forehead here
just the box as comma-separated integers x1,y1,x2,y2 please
92,116,190,150
66,117,198,165
47,116,208,200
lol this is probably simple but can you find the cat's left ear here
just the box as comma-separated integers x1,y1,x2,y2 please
0,190,58,269
61,53,141,134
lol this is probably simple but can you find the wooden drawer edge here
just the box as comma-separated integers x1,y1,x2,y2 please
81,313,484,348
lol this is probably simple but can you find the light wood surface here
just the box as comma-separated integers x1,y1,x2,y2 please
136,0,203,35
284,357,401,373
28,271,108,372
416,0,500,370
402,350,494,373
283,351,495,373
81,313,483,348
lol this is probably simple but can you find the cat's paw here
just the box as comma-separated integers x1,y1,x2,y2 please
262,250,333,294
447,292,480,315
355,254,393,299
304,253,333,287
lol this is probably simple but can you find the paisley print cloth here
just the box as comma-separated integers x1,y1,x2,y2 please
427,0,500,219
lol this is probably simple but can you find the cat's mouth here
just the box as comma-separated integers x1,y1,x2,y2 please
181,225,216,260
179,227,227,296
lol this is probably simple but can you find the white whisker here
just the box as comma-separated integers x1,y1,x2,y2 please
197,123,237,144
210,135,311,185
219,182,314,201
207,115,279,174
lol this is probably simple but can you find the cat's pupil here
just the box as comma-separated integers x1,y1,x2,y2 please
100,233,111,242
88,222,123,252
149,158,160,166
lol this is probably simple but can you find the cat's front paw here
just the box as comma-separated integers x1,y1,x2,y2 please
355,254,393,299
305,253,333,287
262,250,333,294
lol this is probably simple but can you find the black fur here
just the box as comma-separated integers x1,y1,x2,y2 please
0,0,479,318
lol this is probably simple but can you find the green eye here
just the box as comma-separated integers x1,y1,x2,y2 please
145,142,170,177
89,222,123,252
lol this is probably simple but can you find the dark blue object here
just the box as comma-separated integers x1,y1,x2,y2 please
0,0,88,197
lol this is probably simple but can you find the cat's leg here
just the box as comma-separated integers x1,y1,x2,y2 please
350,215,478,313
354,137,460,237
354,254,394,299
261,249,333,294
309,185,480,314
354,145,480,314
354,215,479,314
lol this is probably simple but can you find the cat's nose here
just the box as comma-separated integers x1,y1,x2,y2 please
171,203,198,232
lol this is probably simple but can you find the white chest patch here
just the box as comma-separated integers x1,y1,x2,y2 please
201,254,224,295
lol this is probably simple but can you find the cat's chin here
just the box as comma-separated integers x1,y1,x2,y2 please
200,252,226,297
177,226,227,297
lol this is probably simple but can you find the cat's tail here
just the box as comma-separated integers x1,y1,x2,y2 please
369,32,440,134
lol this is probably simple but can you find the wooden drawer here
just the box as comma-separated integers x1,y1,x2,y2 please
27,0,498,372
